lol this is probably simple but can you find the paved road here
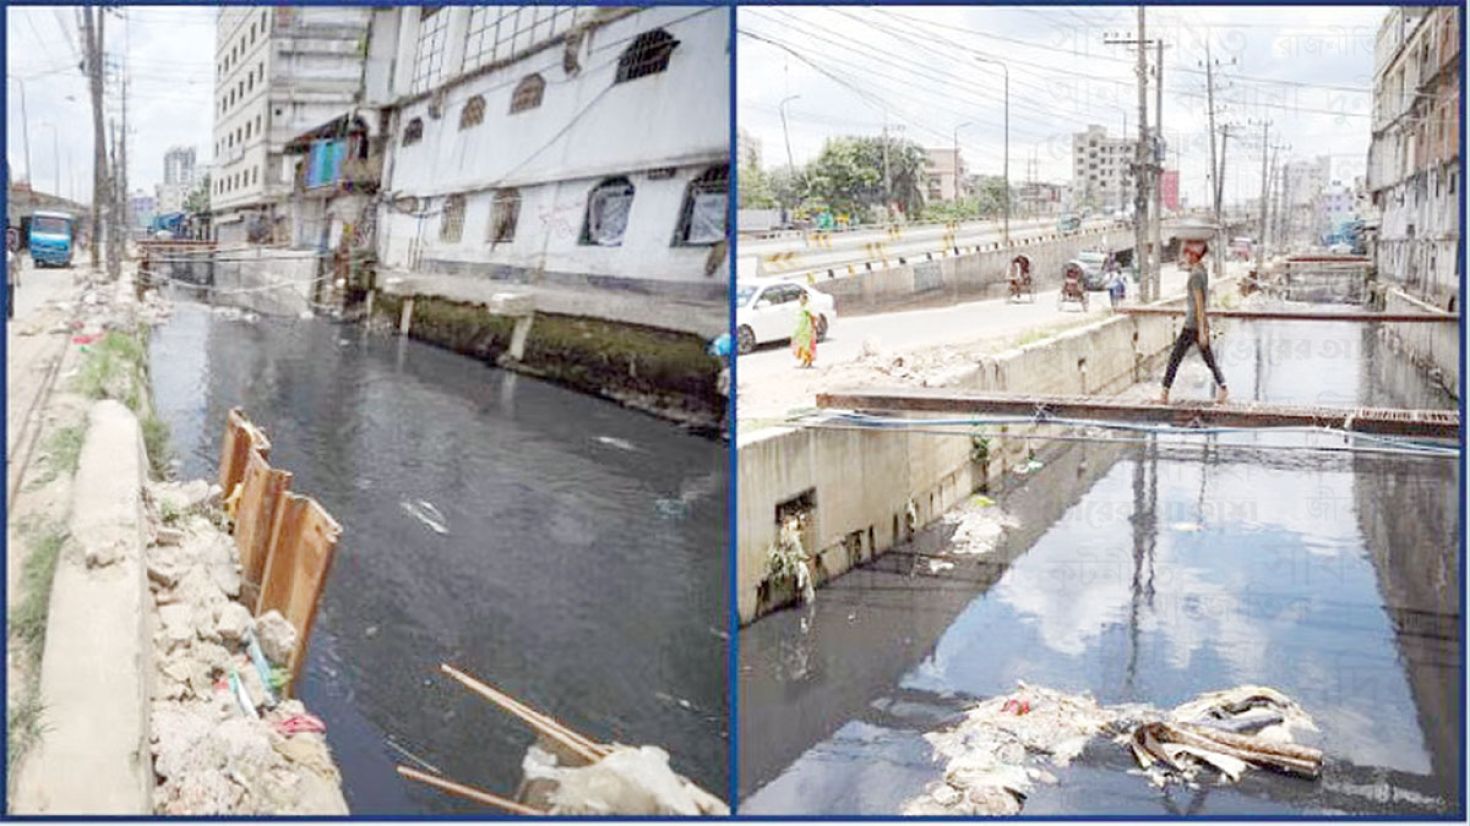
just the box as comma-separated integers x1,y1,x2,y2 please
7,261,82,484
738,262,1247,421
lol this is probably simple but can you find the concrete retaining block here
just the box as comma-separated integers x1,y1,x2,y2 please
12,400,153,814
1383,289,1460,399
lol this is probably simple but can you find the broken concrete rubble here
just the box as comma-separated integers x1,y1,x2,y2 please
144,479,346,815
904,683,1323,816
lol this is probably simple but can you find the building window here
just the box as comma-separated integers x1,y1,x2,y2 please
616,30,679,83
581,177,635,246
250,21,256,44
411,7,451,94
674,165,728,246
464,6,576,72
459,95,486,129
245,121,251,140
262,9,268,31
403,117,424,146
509,74,544,113
489,188,520,244
248,72,254,92
440,194,466,242
256,114,262,136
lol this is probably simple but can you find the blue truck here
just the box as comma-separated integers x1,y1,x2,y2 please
28,210,76,267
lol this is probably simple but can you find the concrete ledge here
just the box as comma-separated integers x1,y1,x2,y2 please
12,400,153,814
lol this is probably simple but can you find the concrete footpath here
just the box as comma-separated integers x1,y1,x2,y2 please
11,401,154,814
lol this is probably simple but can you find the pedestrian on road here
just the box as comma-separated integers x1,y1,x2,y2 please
1107,269,1126,309
6,245,17,321
1159,239,1228,404
792,292,817,368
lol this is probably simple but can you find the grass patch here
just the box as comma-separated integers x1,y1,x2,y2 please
10,524,67,667
28,424,86,487
72,330,148,409
142,414,171,480
1008,316,1097,349
7,694,46,778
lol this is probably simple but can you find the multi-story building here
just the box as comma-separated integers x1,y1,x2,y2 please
130,190,157,229
1071,125,1138,214
163,146,197,187
924,148,967,202
1316,182,1356,238
210,6,372,244
1015,180,1066,216
1367,5,1460,306
364,5,729,304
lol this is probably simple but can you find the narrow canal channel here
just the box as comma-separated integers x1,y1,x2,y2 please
149,299,728,813
740,314,1460,816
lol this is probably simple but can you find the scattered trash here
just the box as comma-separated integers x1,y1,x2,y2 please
273,713,327,736
595,435,638,452
971,495,995,508
1168,521,1203,533
764,514,814,604
904,683,1322,816
399,499,448,535
396,664,728,816
941,508,1015,557
925,558,956,575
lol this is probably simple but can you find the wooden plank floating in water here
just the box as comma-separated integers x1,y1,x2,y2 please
1117,307,1457,323
814,388,1461,440
396,766,546,816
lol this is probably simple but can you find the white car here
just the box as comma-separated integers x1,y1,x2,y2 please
735,280,836,355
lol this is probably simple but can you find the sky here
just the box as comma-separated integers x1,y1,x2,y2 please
7,5,216,205
738,5,1385,209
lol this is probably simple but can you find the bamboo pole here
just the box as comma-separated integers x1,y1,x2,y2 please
440,663,607,763
396,765,545,815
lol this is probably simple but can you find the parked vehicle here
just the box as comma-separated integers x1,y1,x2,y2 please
1074,250,1114,290
28,210,75,268
735,280,836,354
1228,236,1254,261
1057,213,1082,233
1059,261,1090,311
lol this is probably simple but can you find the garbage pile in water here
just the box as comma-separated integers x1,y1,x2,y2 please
144,479,348,815
905,683,1323,816
396,663,730,816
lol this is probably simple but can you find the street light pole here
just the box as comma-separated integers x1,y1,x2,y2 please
953,121,971,203
778,94,800,225
974,56,1010,246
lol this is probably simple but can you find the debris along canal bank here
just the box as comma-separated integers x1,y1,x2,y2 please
146,299,728,813
739,315,1460,816
7,271,350,815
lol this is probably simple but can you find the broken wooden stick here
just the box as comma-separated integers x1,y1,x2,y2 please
396,765,546,815
440,663,608,764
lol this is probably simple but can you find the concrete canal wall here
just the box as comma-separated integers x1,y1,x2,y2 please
1380,288,1460,400
806,226,1143,316
737,291,1203,624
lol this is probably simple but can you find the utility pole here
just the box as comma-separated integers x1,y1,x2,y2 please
108,118,120,280
15,79,32,187
777,94,799,226
1252,119,1271,274
1105,16,1157,300
120,75,130,236
974,56,1010,246
882,117,891,219
1150,39,1166,302
952,121,971,203
1201,42,1236,280
81,7,107,271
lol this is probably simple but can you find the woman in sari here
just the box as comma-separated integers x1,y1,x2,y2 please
792,291,817,368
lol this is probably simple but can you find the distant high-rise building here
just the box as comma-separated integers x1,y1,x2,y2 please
1071,125,1138,214
163,146,197,186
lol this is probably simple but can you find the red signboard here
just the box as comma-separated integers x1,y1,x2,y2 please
1160,170,1180,212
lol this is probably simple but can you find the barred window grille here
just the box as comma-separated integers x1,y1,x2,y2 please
464,6,577,72
674,165,729,246
403,117,424,146
440,194,466,243
460,95,486,129
412,7,451,94
509,74,545,114
581,178,635,246
615,30,679,83
490,189,521,245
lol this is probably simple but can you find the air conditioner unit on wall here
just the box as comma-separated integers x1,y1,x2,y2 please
427,89,445,120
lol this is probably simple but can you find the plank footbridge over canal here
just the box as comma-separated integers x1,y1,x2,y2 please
814,388,1462,440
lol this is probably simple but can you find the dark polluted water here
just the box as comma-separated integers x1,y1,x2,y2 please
148,300,728,814
740,317,1461,816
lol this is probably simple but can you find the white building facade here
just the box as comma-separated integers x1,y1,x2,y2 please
372,5,729,301
1367,5,1461,306
210,6,372,243
1072,125,1137,214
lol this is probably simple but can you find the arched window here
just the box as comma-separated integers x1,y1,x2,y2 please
440,194,466,242
615,29,678,83
581,177,635,247
509,74,544,113
403,117,424,146
459,95,485,130
489,188,520,245
674,164,728,246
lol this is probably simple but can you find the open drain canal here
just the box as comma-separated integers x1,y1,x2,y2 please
149,300,728,813
740,315,1460,815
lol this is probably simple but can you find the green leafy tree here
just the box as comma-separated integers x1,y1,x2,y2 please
183,174,211,214
804,135,927,220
